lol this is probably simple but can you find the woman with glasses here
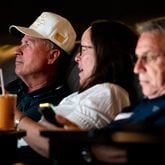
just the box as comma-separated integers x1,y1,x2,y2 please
51,20,139,130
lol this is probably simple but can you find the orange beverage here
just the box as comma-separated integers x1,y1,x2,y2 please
0,94,17,131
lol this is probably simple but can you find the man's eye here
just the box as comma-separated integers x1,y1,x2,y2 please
142,55,148,61
140,54,161,63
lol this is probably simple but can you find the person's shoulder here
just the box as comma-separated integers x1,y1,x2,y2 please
83,83,109,93
49,83,72,99
93,83,127,91
98,83,129,97
83,83,128,95
108,83,128,92
79,83,123,98
5,78,23,93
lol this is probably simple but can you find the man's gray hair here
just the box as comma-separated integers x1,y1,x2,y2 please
136,16,165,34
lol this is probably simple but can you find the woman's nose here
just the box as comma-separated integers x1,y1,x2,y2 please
74,52,81,62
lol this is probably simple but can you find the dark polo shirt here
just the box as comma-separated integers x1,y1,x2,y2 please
6,78,72,121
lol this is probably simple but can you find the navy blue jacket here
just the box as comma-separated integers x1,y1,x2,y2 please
106,95,165,130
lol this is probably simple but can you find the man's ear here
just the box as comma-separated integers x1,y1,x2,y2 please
48,49,61,64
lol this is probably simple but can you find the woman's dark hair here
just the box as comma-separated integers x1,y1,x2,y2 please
80,20,139,105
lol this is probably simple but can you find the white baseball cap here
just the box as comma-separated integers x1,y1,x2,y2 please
9,12,77,54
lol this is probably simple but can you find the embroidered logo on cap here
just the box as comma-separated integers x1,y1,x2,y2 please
54,32,65,43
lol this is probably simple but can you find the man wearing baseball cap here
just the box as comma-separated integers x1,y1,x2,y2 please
6,11,77,121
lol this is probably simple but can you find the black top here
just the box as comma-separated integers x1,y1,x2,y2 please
5,79,72,121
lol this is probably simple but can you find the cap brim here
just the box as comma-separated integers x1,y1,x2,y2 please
9,25,45,39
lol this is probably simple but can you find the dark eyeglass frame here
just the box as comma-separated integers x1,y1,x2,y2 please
79,45,94,55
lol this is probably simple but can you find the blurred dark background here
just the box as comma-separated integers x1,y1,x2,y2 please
0,0,164,43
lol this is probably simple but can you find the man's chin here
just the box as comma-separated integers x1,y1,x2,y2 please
15,69,22,76
143,90,158,99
